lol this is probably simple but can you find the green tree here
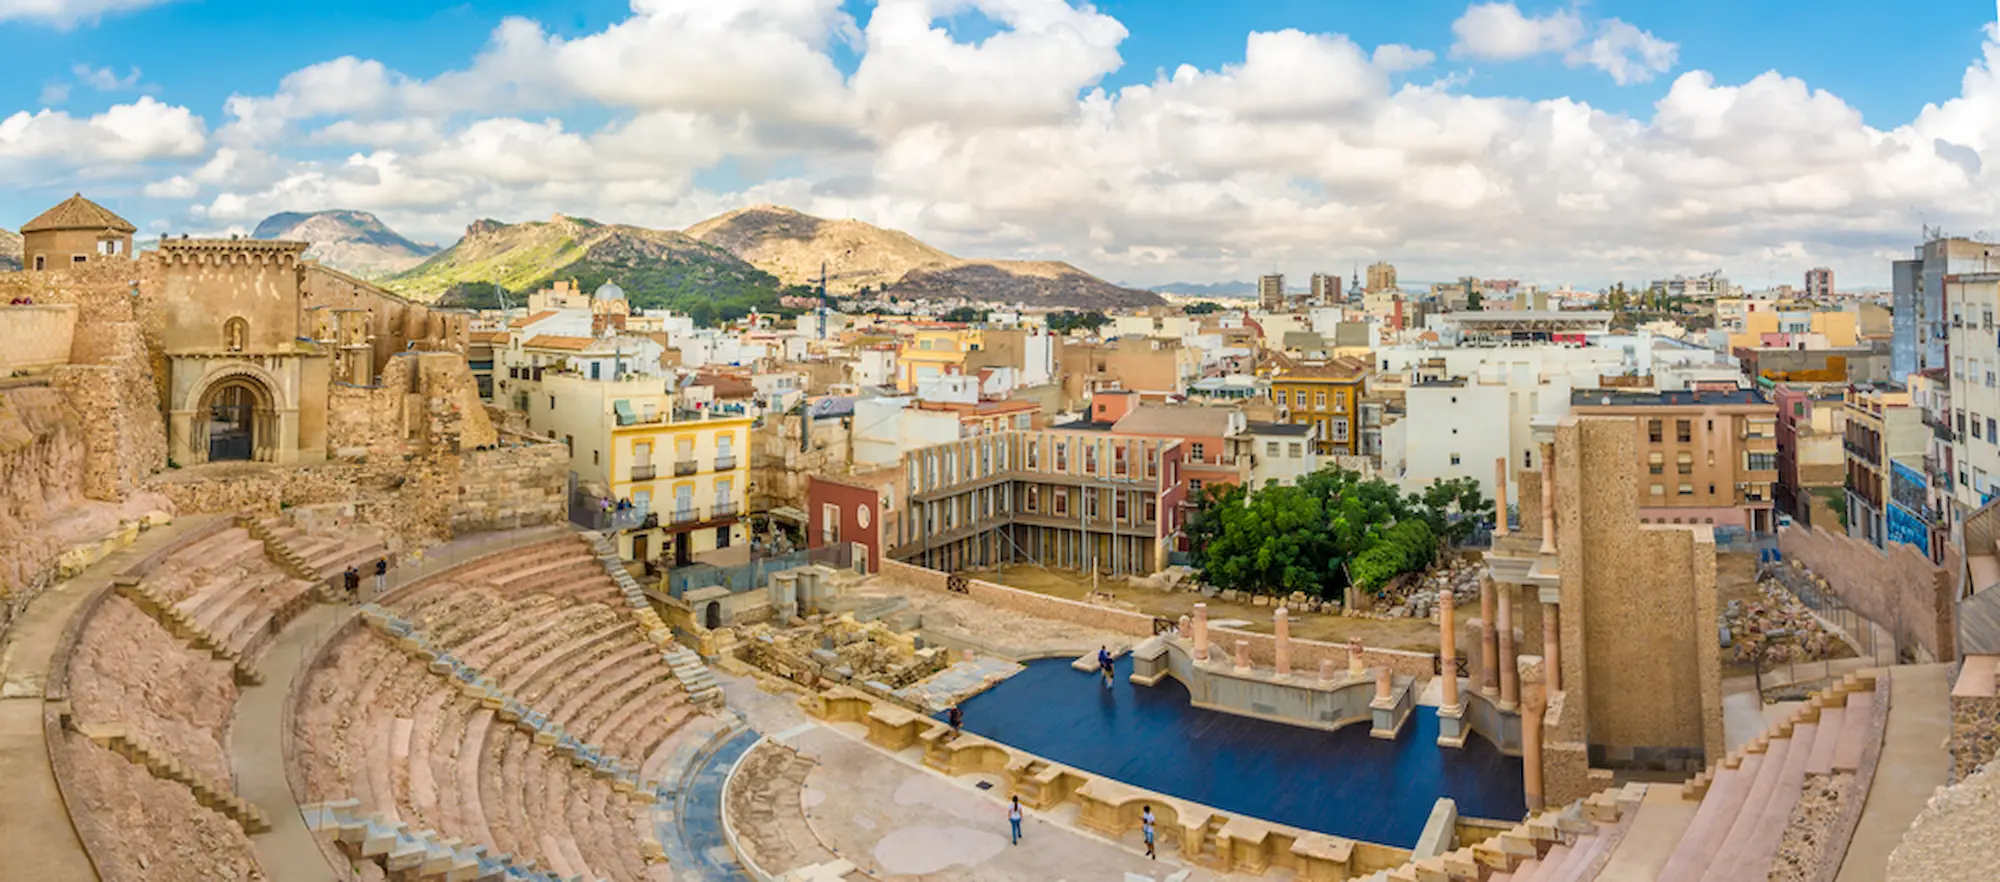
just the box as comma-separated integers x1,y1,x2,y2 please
1047,310,1110,334
687,301,719,327
941,306,989,323
1466,290,1483,310
1184,301,1225,315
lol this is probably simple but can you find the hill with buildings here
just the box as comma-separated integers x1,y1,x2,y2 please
686,204,1163,308
0,227,19,271
251,210,439,278
384,213,791,320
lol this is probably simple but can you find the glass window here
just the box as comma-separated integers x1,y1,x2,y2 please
1191,442,1205,460
1676,420,1691,443
1288,443,1302,458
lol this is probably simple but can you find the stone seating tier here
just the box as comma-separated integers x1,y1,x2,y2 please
1653,672,1882,882
295,587,691,882
389,537,618,614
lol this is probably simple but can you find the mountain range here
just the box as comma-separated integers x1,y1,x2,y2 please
253,205,1161,311
251,210,438,278
0,228,20,271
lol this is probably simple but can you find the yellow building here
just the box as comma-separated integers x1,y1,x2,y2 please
897,325,984,392
1269,355,1370,455
520,369,752,567
1728,309,1859,351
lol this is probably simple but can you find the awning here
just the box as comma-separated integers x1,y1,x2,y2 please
766,505,808,525
613,399,636,426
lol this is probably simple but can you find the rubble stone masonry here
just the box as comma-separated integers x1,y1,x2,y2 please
1778,523,1956,662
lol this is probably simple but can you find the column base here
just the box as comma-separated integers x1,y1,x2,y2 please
1436,702,1469,748
1370,697,1406,740
1498,699,1519,713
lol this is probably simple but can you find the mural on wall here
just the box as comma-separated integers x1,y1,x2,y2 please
1887,461,1932,555
1890,461,1929,515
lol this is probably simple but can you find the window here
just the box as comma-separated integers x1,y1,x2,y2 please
1647,419,1663,443
1793,402,1804,417
1026,485,1040,512
1114,444,1128,475
1989,417,1996,444
1190,442,1205,461
1678,483,1694,496
821,503,841,544
72,255,86,265
1054,488,1069,515
1678,452,1694,475
1747,452,1777,471
1016,413,1032,429
1651,484,1665,497
549,396,556,410
1333,391,1347,410
1266,441,1279,457
1116,491,1128,521
1085,444,1099,473
1295,390,1308,409
1450,453,1461,466
1329,418,1350,442
1676,420,1692,443
1649,452,1664,475
592,450,599,465
1288,443,1302,458
1708,483,1716,496
1084,489,1098,519
1027,440,1039,469
1315,391,1327,409
1055,441,1068,470
1525,449,1533,469
33,255,44,270
1189,479,1204,493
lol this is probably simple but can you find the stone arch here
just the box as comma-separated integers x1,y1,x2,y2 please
187,362,287,464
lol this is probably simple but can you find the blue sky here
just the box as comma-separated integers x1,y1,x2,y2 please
3,0,1998,288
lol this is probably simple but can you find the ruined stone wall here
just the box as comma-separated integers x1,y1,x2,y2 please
1557,416,1724,771
0,304,77,374
1779,524,1955,662
452,439,566,535
752,413,851,512
327,353,497,460
1949,681,2000,782
301,264,469,371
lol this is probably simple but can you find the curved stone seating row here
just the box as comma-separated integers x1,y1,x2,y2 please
1354,784,1646,882
390,535,623,614
244,515,389,598
303,798,584,881
582,533,724,708
115,523,319,668
1655,671,1885,882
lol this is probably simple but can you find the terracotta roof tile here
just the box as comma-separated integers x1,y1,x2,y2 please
21,193,136,234
508,310,560,329
522,334,594,351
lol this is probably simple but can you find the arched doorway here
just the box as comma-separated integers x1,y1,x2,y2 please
197,375,276,463
703,602,721,630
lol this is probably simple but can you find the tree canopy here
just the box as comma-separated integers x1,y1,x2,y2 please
1046,310,1110,334
1183,301,1226,315
1186,467,1491,600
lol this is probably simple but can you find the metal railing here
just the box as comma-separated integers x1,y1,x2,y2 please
630,464,656,481
714,456,738,471
671,507,700,526
675,460,698,477
712,501,740,518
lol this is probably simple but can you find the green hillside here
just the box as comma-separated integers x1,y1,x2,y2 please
385,214,798,324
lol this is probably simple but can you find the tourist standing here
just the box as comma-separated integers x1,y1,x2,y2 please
1142,805,1156,859
1008,796,1023,845
948,705,963,733
1099,645,1114,688
373,557,388,599
343,566,361,603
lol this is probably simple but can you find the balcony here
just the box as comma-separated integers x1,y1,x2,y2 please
714,456,738,472
671,507,701,526
629,464,657,481
712,501,740,519
675,460,698,477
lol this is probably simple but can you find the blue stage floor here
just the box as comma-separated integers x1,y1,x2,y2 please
946,656,1526,848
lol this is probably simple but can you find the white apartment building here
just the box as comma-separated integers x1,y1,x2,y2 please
1379,365,1573,507
1947,272,2000,514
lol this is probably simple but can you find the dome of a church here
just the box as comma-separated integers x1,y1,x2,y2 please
593,282,626,301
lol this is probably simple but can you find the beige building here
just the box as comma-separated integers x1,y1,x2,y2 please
1366,261,1398,293
20,193,134,271
1570,388,1779,533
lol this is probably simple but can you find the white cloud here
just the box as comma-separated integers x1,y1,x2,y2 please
0,0,172,27
74,64,142,92
0,97,205,168
1451,2,1678,85
1451,3,1584,61
75,3,2000,289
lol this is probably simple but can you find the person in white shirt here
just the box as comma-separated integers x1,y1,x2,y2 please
1141,805,1156,859
1008,796,1024,845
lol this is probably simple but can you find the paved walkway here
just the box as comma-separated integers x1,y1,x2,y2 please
0,516,207,882
1836,664,1951,882
231,523,575,879
716,672,1227,882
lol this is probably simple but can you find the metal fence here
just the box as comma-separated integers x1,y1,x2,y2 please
1765,559,1898,667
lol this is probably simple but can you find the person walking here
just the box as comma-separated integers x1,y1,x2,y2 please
1142,805,1156,859
1008,796,1023,845
343,565,361,603
1099,645,1114,689
373,557,388,599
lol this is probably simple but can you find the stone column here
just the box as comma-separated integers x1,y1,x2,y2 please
1177,614,1191,637
1233,639,1250,672
1543,602,1563,693
1479,575,1499,698
1375,665,1393,702
1192,602,1210,662
1497,581,1519,711
1273,608,1292,676
1522,690,1546,812
1319,658,1335,682
1493,456,1510,537
1438,590,1460,710
1539,440,1557,556
1348,637,1365,678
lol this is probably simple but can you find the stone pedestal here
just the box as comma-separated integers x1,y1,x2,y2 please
1347,637,1365,678
1192,603,1210,662
1493,456,1510,537
1369,667,1404,740
1319,658,1335,683
1177,614,1191,637
1233,639,1250,672
1437,702,1469,748
1273,608,1292,676
1437,589,1466,748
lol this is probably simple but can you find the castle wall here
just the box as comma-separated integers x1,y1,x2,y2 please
301,264,470,372
0,304,77,374
156,242,304,353
1778,523,1956,662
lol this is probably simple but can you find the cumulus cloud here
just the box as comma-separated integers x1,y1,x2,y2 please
0,0,172,27
81,3,2000,288
0,97,205,171
1451,2,1677,84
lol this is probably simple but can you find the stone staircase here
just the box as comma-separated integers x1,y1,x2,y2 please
583,533,724,708
240,514,385,603
303,799,599,881
1356,783,1649,882
110,576,262,685
75,723,271,834
359,604,668,800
